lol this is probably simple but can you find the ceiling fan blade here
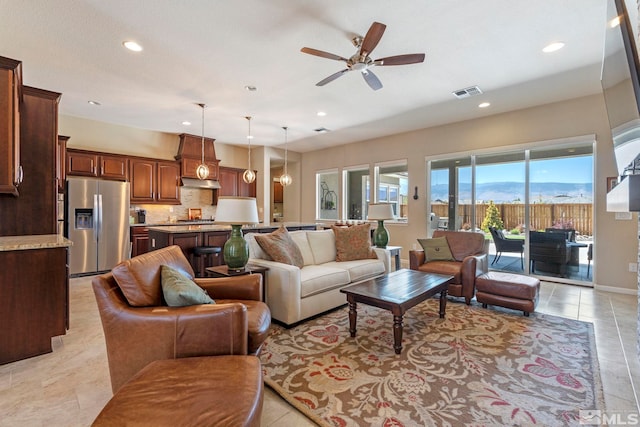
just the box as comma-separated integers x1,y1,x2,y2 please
359,22,386,57
362,70,382,91
301,47,348,62
316,69,349,86
373,53,426,66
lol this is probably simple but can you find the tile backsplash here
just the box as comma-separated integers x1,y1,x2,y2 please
131,188,217,224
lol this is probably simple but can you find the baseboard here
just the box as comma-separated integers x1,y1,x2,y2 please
594,283,638,295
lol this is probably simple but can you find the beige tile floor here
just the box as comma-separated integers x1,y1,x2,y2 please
0,276,638,426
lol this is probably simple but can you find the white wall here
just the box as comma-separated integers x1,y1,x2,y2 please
299,93,636,293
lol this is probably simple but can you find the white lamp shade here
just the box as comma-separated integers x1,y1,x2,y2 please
215,197,259,224
367,203,394,220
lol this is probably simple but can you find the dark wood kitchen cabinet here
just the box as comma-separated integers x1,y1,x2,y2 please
0,245,69,365
130,226,150,257
57,135,68,193
66,149,128,181
213,166,257,204
0,86,60,236
0,56,22,196
129,158,180,204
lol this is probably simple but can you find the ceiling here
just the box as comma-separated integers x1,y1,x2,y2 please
0,0,612,153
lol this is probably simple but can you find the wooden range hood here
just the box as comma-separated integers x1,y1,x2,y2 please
175,133,221,189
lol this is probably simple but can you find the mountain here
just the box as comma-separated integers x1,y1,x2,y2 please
430,182,593,204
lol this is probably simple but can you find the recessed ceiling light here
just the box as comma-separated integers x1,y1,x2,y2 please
247,135,254,139
123,41,143,52
244,85,257,92
542,42,564,53
317,111,327,117
478,102,491,108
610,16,621,28
182,121,191,126
88,100,101,106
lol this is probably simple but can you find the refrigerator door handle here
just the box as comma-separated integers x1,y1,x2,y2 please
97,193,103,240
93,194,99,243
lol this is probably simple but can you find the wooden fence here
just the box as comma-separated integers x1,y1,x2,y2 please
431,203,593,236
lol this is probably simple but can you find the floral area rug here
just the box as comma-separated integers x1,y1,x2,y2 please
259,299,604,426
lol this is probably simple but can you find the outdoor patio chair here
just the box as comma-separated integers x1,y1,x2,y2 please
489,227,524,269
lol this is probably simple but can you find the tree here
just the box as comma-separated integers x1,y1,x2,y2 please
481,201,504,232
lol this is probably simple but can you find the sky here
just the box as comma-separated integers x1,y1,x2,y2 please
432,156,593,185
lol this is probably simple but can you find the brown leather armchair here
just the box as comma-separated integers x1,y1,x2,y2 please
409,230,489,304
92,245,271,393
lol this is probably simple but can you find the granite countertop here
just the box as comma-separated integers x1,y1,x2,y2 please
131,220,217,227
147,222,320,233
0,234,73,252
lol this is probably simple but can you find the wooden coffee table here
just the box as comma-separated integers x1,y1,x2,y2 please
340,269,453,354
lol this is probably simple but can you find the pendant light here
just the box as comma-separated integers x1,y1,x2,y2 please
279,126,292,186
242,116,256,184
195,103,209,180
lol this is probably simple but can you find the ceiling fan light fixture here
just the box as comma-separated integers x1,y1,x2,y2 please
196,103,209,180
242,116,255,184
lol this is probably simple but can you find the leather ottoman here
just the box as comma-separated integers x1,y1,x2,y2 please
475,271,540,316
92,356,263,427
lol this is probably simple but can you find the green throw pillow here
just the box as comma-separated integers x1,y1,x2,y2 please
418,237,455,262
161,265,215,307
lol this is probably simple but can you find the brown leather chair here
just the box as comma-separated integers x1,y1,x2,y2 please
92,245,271,393
409,230,489,304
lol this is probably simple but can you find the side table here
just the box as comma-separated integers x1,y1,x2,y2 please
205,264,268,302
383,246,402,271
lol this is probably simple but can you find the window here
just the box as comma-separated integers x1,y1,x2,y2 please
343,165,369,220
375,160,408,222
317,169,339,220
427,140,593,285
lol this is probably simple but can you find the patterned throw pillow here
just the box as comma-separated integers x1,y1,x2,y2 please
332,223,377,262
254,226,305,268
418,237,455,262
160,265,215,307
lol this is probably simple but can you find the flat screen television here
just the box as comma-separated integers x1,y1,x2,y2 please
601,0,640,178
602,0,640,211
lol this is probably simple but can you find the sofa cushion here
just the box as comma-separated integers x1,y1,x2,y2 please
299,265,351,298
112,245,195,307
306,229,336,264
418,237,455,262
161,265,215,307
245,233,272,261
289,231,315,266
433,230,486,262
323,259,385,282
255,227,304,268
332,223,376,261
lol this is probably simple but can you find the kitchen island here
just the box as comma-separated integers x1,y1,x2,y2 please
0,234,72,364
147,222,319,272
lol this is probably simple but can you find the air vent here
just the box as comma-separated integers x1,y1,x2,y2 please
452,86,483,99
314,127,330,133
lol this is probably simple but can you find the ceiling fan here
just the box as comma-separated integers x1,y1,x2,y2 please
301,21,425,91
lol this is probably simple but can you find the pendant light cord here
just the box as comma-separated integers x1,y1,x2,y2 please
246,116,252,171
283,126,288,175
200,103,205,164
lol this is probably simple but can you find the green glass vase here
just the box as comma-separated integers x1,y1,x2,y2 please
224,224,249,271
372,220,389,248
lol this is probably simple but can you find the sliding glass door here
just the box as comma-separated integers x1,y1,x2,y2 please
428,141,593,285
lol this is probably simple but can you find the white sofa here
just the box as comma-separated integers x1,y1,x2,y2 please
245,229,390,326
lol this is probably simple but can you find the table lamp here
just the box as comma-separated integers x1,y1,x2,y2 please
214,197,259,271
368,203,394,248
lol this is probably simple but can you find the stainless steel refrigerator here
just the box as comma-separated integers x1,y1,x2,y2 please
67,177,130,276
